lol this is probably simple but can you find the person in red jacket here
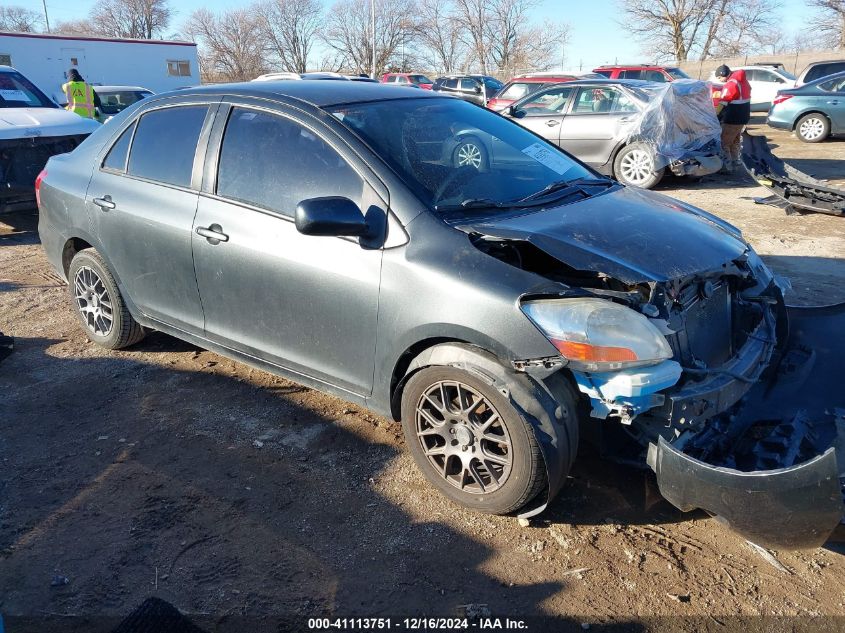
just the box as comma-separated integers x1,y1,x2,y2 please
713,65,751,173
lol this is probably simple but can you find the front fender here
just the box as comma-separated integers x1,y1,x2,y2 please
400,343,575,518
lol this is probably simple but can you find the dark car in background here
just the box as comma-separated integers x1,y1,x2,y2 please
433,74,504,105
593,64,690,82
767,70,845,142
795,59,845,86
36,81,843,549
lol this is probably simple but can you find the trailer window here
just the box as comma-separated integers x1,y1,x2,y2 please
167,60,192,77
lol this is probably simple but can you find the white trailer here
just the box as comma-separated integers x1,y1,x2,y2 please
0,31,198,103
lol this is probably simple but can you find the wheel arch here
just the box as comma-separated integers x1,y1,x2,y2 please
792,110,831,131
62,237,94,279
390,340,580,518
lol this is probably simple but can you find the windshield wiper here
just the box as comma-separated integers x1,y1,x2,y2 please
435,198,512,213
517,178,613,202
517,177,614,203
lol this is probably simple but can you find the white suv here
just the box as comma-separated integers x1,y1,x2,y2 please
0,65,100,213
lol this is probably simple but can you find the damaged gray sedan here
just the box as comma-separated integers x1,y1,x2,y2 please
37,82,843,548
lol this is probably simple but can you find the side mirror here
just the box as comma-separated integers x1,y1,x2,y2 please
295,197,370,237
507,105,526,119
474,85,482,94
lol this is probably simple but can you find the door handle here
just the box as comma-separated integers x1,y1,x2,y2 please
546,120,560,127
826,100,839,105
196,224,229,243
93,195,115,210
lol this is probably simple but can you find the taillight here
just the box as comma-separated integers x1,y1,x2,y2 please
35,168,47,208
772,94,793,106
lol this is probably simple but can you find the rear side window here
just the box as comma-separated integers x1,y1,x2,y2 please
807,62,845,83
820,76,845,92
102,122,136,172
216,108,363,217
620,70,643,80
594,70,612,77
127,106,208,188
644,70,666,82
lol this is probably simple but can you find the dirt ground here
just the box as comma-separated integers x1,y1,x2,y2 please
1,120,844,632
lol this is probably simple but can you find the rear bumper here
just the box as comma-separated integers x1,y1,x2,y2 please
766,116,791,130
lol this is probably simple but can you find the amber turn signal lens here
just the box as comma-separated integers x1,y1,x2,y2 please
551,339,638,363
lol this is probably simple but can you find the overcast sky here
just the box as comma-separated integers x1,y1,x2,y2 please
24,0,812,71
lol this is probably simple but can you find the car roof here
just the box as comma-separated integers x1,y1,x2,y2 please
157,80,445,108
594,64,673,69
95,85,152,92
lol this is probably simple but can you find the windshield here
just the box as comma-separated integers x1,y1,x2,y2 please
410,75,433,84
497,82,536,100
779,69,797,81
666,68,691,79
97,90,152,115
329,97,598,213
0,71,57,109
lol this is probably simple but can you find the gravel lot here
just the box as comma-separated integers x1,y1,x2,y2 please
1,119,844,632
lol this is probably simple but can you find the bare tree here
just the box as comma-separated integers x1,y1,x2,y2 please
485,0,567,74
181,7,268,82
257,0,323,73
54,19,100,35
452,0,490,73
619,0,779,61
414,0,465,73
812,0,845,48
323,0,417,76
89,0,173,39
0,5,44,32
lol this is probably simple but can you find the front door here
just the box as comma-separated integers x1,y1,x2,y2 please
192,104,384,395
87,104,212,333
559,86,640,168
512,84,576,145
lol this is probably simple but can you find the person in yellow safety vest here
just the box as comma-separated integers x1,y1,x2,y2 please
61,68,100,119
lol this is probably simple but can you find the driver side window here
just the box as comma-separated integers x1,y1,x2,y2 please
521,86,574,115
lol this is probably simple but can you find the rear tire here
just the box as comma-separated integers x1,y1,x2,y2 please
68,249,145,349
452,137,488,171
401,365,550,514
795,113,829,143
613,143,664,189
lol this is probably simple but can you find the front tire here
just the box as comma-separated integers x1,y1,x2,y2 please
68,249,145,349
613,143,664,189
400,365,547,514
795,113,829,143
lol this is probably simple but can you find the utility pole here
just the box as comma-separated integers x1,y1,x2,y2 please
42,0,51,32
371,0,376,78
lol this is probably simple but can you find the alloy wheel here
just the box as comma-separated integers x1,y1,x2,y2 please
798,117,825,141
456,142,483,169
415,380,513,494
619,148,654,185
74,266,113,336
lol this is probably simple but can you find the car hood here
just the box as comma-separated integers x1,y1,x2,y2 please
0,107,100,140
457,185,748,284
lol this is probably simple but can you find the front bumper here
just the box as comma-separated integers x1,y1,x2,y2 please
669,154,722,177
649,303,845,549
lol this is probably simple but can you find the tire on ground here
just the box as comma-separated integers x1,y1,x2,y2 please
795,113,830,143
613,143,664,189
68,248,145,350
400,364,575,514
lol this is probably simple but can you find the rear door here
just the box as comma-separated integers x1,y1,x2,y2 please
191,102,386,395
558,85,640,167
512,84,576,145
820,75,845,130
86,100,215,333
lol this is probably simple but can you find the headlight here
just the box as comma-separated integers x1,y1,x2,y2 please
521,298,673,372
